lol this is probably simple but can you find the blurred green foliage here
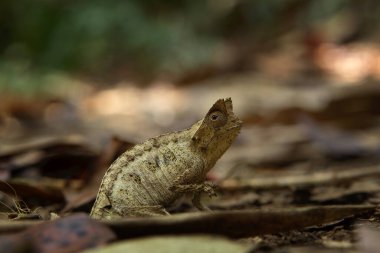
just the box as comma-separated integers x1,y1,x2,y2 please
0,0,220,81
1,0,380,92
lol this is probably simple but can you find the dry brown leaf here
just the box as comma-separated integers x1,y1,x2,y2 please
0,179,65,204
0,213,115,253
0,206,373,238
105,205,374,239
62,137,134,213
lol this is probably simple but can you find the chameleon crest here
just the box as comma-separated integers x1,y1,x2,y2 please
90,98,242,220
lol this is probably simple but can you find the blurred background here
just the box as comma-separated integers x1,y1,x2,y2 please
1,0,380,222
1,0,380,139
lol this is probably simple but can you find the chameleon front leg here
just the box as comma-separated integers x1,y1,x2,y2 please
170,181,217,211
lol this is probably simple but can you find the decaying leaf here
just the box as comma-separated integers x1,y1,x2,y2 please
0,206,373,240
0,213,115,253
104,205,374,239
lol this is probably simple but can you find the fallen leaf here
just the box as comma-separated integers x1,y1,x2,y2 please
105,205,374,239
0,179,65,205
0,206,373,239
82,235,250,253
0,213,115,253
62,137,134,213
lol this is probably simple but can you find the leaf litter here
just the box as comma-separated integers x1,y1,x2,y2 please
1,74,380,252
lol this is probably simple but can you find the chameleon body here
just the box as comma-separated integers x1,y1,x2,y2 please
90,98,242,220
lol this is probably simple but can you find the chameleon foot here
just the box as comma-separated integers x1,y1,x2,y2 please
170,181,217,211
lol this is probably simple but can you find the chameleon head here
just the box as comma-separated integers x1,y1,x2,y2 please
191,98,242,169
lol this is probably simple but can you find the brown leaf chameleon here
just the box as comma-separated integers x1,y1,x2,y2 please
90,98,242,220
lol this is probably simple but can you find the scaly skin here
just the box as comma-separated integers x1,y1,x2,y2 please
90,98,242,220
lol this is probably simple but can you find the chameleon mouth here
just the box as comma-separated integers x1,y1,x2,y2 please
226,123,242,131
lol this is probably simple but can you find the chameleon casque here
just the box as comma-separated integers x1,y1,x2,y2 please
90,98,242,220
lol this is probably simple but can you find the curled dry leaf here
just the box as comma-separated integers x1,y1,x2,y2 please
62,136,134,213
0,179,65,205
0,213,115,253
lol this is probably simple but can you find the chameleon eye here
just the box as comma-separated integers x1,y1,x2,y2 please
211,113,219,121
208,111,227,128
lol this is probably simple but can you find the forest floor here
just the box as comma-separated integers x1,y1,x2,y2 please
1,65,380,253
